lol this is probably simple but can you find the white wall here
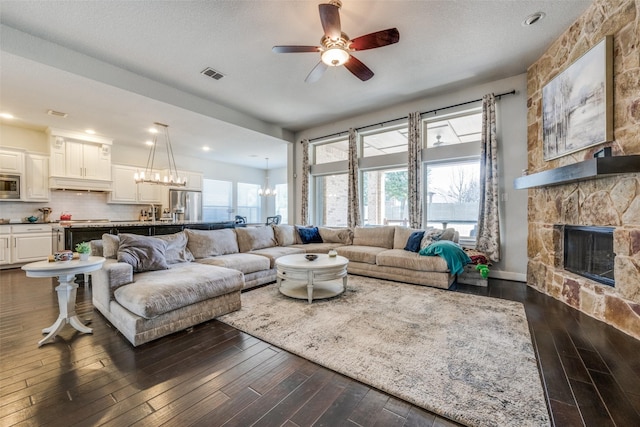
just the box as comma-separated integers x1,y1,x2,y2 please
293,73,529,279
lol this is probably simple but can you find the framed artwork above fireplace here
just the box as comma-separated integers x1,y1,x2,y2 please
542,35,613,161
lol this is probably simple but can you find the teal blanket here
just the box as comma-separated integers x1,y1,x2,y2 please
419,240,471,275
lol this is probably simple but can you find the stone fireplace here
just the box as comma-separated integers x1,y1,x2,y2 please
525,0,640,340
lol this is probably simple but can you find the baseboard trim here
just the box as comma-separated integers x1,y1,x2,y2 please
489,270,526,282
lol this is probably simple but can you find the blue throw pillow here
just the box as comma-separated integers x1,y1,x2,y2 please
404,231,425,252
298,226,323,244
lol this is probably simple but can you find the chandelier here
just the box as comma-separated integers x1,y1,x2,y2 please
134,122,186,186
258,157,277,197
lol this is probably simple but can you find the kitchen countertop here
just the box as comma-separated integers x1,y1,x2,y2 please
52,220,236,229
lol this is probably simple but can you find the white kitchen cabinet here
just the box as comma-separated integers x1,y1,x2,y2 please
24,153,50,201
9,224,52,264
47,128,113,191
0,149,25,174
0,226,10,266
168,170,202,191
109,164,162,204
65,140,110,180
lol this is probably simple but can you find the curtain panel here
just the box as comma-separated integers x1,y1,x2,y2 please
301,139,310,225
476,94,501,261
347,128,361,228
408,111,422,229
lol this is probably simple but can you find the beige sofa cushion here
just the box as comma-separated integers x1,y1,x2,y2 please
102,233,120,258
319,227,353,244
196,253,270,274
272,224,297,246
236,226,277,253
114,263,243,319
250,246,305,268
336,245,388,264
185,228,239,258
392,226,425,249
376,249,449,272
352,226,395,249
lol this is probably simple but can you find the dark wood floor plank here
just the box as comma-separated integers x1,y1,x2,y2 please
588,369,640,426
219,370,311,427
548,398,584,427
309,380,369,426
289,376,349,426
347,388,389,426
569,378,615,427
404,406,438,427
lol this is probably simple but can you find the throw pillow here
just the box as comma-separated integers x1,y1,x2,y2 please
404,230,425,252
420,228,444,250
297,226,323,244
155,231,194,264
318,227,352,244
117,234,169,273
102,233,120,259
439,227,457,242
272,224,297,246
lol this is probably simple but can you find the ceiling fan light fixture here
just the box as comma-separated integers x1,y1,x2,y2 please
321,47,350,66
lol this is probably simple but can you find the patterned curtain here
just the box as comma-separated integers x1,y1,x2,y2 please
476,94,501,261
301,139,310,225
347,128,361,228
408,111,422,229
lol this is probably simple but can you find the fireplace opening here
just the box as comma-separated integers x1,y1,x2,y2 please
564,225,615,286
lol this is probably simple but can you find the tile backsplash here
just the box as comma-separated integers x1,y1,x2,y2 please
0,191,150,222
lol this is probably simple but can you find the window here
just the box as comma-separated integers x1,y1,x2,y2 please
314,138,348,164
425,160,480,240
362,168,408,226
237,182,261,223
202,179,232,222
362,127,407,157
275,183,288,224
425,111,482,148
315,174,348,227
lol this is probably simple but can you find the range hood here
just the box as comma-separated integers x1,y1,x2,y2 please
514,155,640,189
49,176,112,192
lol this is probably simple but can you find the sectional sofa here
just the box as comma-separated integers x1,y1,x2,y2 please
91,224,463,346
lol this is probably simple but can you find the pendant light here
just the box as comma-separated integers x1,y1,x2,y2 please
258,157,277,197
134,122,186,186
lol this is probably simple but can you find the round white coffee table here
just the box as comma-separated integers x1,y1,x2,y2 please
276,253,348,303
22,256,106,346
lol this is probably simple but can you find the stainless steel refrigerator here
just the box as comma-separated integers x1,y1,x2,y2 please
169,189,202,221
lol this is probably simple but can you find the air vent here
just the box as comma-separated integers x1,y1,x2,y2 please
47,109,68,118
201,67,225,80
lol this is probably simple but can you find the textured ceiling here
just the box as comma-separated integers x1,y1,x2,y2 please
0,1,591,169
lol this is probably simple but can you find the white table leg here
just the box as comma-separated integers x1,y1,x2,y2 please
39,273,92,346
307,270,314,304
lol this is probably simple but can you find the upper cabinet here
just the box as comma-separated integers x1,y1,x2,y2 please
47,128,113,191
172,170,203,191
24,153,49,201
109,164,162,204
0,149,24,174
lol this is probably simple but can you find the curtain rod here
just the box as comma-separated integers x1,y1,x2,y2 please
303,89,516,143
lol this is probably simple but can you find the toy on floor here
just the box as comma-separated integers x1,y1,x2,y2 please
476,264,490,279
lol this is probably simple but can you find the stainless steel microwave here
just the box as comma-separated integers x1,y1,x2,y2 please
0,174,21,199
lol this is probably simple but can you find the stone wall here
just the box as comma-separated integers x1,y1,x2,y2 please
526,0,640,339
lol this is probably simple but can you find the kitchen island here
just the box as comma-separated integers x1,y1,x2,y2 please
53,220,237,251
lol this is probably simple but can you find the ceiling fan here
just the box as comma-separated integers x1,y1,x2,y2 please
272,0,399,83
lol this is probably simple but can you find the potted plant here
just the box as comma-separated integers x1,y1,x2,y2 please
75,242,91,261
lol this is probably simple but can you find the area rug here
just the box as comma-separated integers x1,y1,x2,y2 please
218,275,550,427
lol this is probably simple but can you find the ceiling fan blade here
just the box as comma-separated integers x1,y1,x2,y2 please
319,3,341,40
305,61,328,83
272,45,321,53
350,28,400,51
344,55,374,81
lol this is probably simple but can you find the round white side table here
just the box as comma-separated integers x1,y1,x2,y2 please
22,256,106,346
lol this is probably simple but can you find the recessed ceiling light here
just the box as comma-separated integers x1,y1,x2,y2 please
149,127,158,134
85,129,96,134
0,113,14,119
202,146,210,151
145,140,154,146
522,12,545,26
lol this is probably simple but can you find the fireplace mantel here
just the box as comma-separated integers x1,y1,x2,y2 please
514,155,640,189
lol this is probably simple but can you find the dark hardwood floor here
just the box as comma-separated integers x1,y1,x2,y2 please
1,268,639,427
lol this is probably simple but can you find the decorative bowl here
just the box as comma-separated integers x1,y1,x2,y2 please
305,254,318,261
60,214,72,221
53,251,74,262
27,216,38,223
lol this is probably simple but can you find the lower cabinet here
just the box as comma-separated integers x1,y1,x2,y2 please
0,227,10,266
8,225,52,264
